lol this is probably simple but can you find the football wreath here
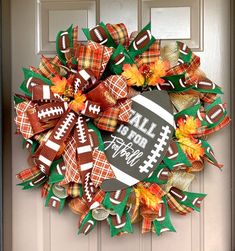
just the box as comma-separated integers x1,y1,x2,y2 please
14,22,230,237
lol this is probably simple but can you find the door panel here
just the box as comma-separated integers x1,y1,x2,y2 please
11,0,231,250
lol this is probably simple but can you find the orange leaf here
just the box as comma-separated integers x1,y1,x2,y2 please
175,116,204,160
134,183,163,212
69,91,86,113
146,58,169,86
176,116,201,138
50,76,67,95
122,64,145,87
178,137,205,160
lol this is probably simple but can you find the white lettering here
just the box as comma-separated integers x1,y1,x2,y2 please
104,135,143,167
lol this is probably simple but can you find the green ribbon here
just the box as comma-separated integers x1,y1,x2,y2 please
177,42,192,64
83,22,116,48
172,189,206,212
128,23,156,58
163,142,192,170
22,138,38,154
162,74,193,92
108,44,135,74
153,196,176,236
204,98,227,129
201,139,218,165
56,25,73,65
87,121,105,151
143,164,170,185
103,187,132,216
48,158,65,184
45,184,66,213
78,211,97,235
107,210,133,237
193,84,223,94
174,104,201,120
14,95,25,104
20,68,52,97
17,172,48,190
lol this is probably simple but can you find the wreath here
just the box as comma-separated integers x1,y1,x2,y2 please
14,23,230,237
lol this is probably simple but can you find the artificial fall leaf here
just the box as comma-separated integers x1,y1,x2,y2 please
175,116,201,139
134,183,164,212
122,64,145,87
51,76,67,95
145,58,170,86
69,91,86,112
178,137,205,161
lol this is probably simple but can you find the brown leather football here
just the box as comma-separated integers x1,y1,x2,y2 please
205,104,224,124
89,25,108,45
133,30,151,50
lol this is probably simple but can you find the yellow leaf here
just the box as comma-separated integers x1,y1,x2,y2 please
122,64,145,87
146,58,169,86
176,116,204,160
176,116,201,139
134,184,163,212
50,76,67,95
178,137,205,160
69,91,86,113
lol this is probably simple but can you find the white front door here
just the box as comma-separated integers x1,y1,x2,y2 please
11,0,232,250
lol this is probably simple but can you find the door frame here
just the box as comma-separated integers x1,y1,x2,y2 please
1,0,12,250
231,0,235,250
0,0,234,250
0,0,3,249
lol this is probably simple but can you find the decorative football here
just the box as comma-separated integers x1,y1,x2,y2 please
196,79,216,91
101,90,175,191
205,104,225,124
111,214,127,229
26,77,44,92
133,29,152,50
58,31,70,53
113,53,125,66
89,25,108,45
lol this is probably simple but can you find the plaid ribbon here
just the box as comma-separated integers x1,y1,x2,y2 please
166,54,200,85
69,189,105,215
87,41,113,78
91,149,115,187
103,75,128,100
67,183,81,198
190,160,204,172
135,40,161,68
92,189,105,205
148,183,165,198
41,182,51,198
29,66,41,75
133,183,165,233
38,55,60,80
140,206,158,233
61,136,81,185
197,116,231,137
166,193,193,215
76,42,113,79
69,197,89,215
15,101,34,139
201,93,217,103
128,191,140,223
94,106,120,132
73,25,78,50
142,216,153,233
106,23,129,47
16,166,41,181
117,99,132,122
